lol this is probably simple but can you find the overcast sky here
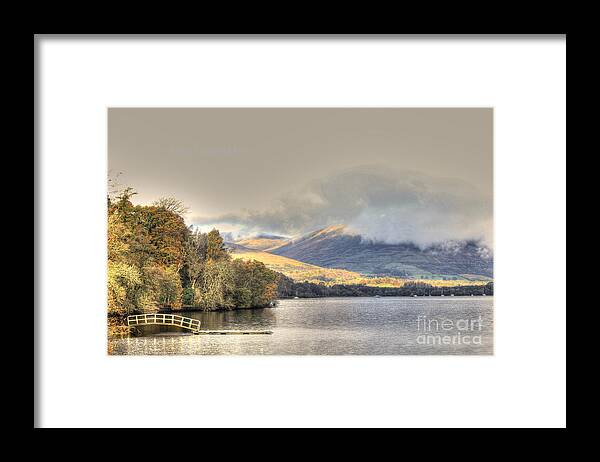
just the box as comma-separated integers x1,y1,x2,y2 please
108,108,492,245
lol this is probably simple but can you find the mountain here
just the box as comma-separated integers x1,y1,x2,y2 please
234,234,289,251
226,242,368,285
269,225,493,279
227,242,489,288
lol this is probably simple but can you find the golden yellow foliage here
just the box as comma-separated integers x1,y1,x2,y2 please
234,237,288,251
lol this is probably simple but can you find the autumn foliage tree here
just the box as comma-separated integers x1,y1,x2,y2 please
107,188,279,327
230,260,278,308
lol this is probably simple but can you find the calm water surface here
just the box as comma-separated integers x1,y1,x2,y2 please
109,296,493,355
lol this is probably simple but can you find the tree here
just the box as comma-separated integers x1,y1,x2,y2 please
111,187,137,212
107,261,143,316
143,265,183,308
199,259,234,310
183,230,207,287
153,197,189,216
206,229,230,261
107,210,131,262
230,260,278,308
181,229,208,305
126,205,189,270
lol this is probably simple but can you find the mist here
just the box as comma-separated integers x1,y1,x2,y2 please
192,166,493,248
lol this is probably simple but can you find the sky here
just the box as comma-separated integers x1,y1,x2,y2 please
108,108,493,247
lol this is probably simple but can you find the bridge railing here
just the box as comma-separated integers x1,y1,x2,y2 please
127,313,201,332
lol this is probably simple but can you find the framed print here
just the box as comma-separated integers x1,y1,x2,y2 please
35,35,566,428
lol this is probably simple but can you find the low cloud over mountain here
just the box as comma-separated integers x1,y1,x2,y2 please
269,224,493,279
192,166,492,249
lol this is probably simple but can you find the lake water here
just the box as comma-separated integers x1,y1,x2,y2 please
109,296,493,355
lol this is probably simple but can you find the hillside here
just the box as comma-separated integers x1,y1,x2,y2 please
227,243,366,285
227,243,488,288
234,234,289,251
270,225,493,280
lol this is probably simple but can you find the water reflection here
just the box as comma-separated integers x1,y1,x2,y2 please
185,307,277,330
110,296,493,355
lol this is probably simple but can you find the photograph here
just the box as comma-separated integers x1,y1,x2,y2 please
107,108,494,355
36,35,565,429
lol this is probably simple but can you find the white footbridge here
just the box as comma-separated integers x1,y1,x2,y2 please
126,313,272,335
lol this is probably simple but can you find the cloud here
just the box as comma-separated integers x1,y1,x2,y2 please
191,165,492,248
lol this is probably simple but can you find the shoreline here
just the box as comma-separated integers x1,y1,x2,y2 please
169,293,494,313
